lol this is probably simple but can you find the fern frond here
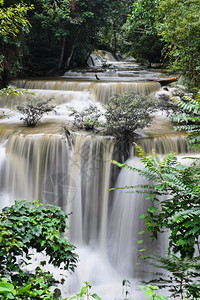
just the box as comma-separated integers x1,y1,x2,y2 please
172,96,200,148
177,98,200,114
172,207,200,223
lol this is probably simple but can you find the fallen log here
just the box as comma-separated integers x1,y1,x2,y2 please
157,77,178,85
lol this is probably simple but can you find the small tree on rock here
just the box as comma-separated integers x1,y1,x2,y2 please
104,91,157,141
69,104,102,131
17,97,55,127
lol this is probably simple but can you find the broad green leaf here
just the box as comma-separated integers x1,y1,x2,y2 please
0,282,14,293
147,206,158,213
137,240,143,244
145,194,155,199
138,231,145,235
91,293,103,300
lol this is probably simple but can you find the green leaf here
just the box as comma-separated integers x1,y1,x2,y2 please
145,290,155,298
145,194,155,199
147,206,158,213
138,231,145,235
17,284,31,295
137,240,143,244
139,213,147,219
91,293,103,300
77,286,87,297
0,282,14,293
155,184,165,191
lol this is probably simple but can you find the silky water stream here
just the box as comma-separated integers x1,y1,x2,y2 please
0,53,197,299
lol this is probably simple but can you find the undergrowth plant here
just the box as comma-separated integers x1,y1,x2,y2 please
122,279,131,300
0,272,55,299
0,86,33,96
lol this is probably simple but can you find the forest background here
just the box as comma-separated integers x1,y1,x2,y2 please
0,0,200,90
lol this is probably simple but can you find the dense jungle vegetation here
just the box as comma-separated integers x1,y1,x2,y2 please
0,0,200,89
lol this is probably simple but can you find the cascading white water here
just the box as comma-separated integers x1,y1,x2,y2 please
107,158,149,277
0,89,92,107
0,130,193,299
0,131,117,244
10,79,160,105
0,141,9,210
107,158,167,278
0,52,197,299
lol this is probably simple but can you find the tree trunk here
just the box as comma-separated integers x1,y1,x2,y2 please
58,36,67,70
84,51,92,66
0,69,9,89
64,27,81,70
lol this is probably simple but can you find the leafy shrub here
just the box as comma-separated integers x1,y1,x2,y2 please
0,272,55,300
104,92,157,141
0,200,78,293
17,97,55,126
69,103,102,131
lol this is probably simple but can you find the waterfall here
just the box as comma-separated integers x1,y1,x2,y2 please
107,157,167,279
0,90,91,107
0,53,197,299
10,79,160,105
0,140,9,210
0,129,194,299
0,132,117,245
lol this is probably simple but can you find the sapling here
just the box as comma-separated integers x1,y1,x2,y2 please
69,104,102,131
122,279,131,300
104,91,157,141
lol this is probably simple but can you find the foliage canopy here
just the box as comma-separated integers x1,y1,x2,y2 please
128,0,200,87
157,0,200,88
0,0,34,37
126,0,163,64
